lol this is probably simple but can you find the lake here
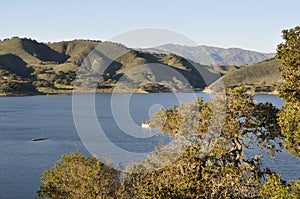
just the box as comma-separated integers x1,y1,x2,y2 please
0,93,299,199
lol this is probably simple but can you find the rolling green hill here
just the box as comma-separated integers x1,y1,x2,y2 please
0,53,39,96
48,40,99,66
73,43,221,92
0,37,284,95
206,58,282,93
0,37,68,64
0,37,222,95
0,54,32,77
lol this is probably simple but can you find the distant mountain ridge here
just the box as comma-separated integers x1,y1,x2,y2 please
141,44,275,66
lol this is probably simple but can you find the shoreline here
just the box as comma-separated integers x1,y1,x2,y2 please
0,89,280,97
202,88,279,95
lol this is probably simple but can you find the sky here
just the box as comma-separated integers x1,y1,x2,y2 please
0,0,299,52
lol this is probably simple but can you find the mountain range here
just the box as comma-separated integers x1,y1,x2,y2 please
0,37,280,96
141,44,275,66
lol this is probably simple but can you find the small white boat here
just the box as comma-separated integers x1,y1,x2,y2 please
141,122,151,128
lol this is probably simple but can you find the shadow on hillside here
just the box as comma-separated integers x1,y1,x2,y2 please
0,54,33,77
21,39,69,63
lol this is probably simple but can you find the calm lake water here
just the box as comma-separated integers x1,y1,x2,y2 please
0,93,299,199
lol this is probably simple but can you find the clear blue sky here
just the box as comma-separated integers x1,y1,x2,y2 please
1,0,299,52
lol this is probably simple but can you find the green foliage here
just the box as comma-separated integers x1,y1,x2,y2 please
0,65,38,96
276,26,300,157
278,102,300,157
38,152,130,199
0,81,37,94
260,173,300,199
126,87,283,198
38,87,300,198
139,83,171,93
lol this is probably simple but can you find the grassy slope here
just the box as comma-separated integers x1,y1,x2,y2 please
0,54,32,77
0,37,68,65
207,59,282,92
48,40,99,64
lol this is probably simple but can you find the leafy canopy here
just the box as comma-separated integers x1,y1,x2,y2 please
38,88,300,198
277,26,300,157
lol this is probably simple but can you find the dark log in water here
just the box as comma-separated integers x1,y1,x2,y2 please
31,137,49,141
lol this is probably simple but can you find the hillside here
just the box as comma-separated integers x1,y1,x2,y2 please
0,37,68,64
206,58,282,93
0,54,32,77
0,53,39,96
0,37,283,96
0,37,221,95
74,43,221,92
48,40,99,66
142,44,275,66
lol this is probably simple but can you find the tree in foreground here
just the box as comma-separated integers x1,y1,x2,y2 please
38,152,130,199
276,26,300,157
127,88,284,198
260,173,300,199
38,87,300,198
